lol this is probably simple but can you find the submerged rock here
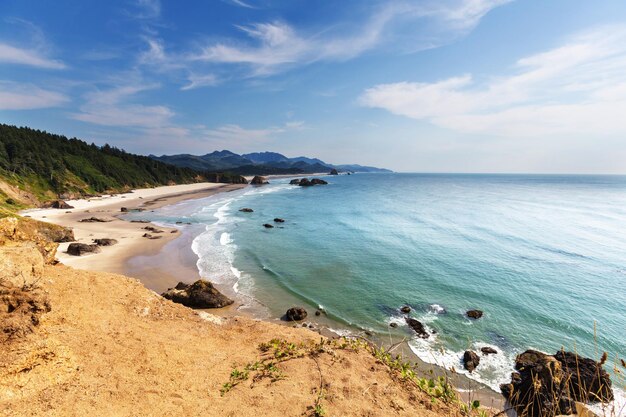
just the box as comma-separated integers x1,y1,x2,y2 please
481,346,498,355
285,307,307,321
289,179,301,185
463,350,480,372
263,223,274,229
239,208,254,213
400,305,411,313
67,243,101,256
389,322,398,328
161,280,234,309
466,309,483,319
273,218,285,223
405,317,429,339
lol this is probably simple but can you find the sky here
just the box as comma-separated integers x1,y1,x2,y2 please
1,0,626,173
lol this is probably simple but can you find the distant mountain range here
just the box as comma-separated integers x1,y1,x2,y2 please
150,150,391,175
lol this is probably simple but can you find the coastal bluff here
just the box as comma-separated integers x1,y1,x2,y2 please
0,219,474,417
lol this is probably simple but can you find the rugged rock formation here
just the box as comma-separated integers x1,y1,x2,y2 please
481,346,498,355
463,350,480,372
405,317,429,339
250,176,269,185
289,179,301,185
93,238,118,246
330,169,339,175
44,200,74,209
310,178,328,185
295,178,328,187
466,309,483,319
239,208,254,213
0,217,73,263
400,305,411,313
161,280,234,308
273,218,285,223
500,349,614,417
67,243,101,256
285,307,307,321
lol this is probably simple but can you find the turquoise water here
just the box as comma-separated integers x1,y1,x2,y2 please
136,173,626,395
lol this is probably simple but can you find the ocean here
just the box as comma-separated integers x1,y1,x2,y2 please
128,173,626,403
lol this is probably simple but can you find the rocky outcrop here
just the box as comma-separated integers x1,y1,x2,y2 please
466,309,483,319
463,350,480,372
500,349,614,417
310,178,328,185
44,200,74,209
289,179,301,185
161,280,234,309
554,350,614,403
0,217,73,263
67,243,101,256
405,317,429,339
285,307,307,321
294,178,329,187
250,176,269,185
93,238,118,246
330,169,338,175
239,208,254,213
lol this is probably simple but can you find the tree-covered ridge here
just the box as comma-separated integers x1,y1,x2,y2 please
0,124,202,204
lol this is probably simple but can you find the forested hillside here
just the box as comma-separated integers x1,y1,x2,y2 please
0,124,202,212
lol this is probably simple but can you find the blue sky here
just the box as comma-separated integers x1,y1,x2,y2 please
1,0,626,172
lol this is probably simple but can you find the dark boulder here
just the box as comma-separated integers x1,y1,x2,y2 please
481,346,498,355
161,280,234,309
389,322,398,328
121,207,128,212
79,217,112,223
239,208,254,213
273,218,285,223
93,238,118,246
143,226,163,233
142,233,162,239
45,200,74,209
263,223,274,228
463,350,481,372
466,309,483,319
250,176,269,185
405,317,429,339
67,243,101,256
298,178,312,186
315,310,321,316
289,179,302,185
330,169,339,175
554,350,614,403
285,307,307,321
400,305,411,313
310,178,328,185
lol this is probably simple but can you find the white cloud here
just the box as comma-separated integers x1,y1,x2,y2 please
0,42,65,69
181,73,218,90
229,0,256,9
0,81,68,110
360,25,626,137
133,0,161,19
190,0,509,76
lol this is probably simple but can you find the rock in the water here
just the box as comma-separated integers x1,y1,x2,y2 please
289,179,301,185
481,346,498,355
67,243,101,256
285,307,307,321
554,350,614,403
500,349,613,417
297,178,328,187
263,223,274,228
310,178,328,185
120,207,128,212
161,280,234,309
400,305,411,313
405,317,429,339
330,169,338,175
250,176,269,185
466,309,483,319
239,208,254,213
463,350,481,372
273,218,285,223
93,238,118,246
389,322,398,328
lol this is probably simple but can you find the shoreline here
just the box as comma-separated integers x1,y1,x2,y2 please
22,179,505,409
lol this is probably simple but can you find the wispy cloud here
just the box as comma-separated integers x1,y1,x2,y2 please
228,0,256,9
360,25,626,137
132,0,161,19
181,73,218,90
0,42,66,69
189,0,509,76
0,81,68,110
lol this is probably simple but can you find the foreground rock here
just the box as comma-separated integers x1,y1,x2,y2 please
250,176,269,185
285,307,307,321
466,309,483,319
463,350,480,372
405,317,429,339
67,243,101,256
93,238,118,246
500,349,614,417
161,280,234,308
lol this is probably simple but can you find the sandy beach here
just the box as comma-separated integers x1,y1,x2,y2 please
21,182,246,283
